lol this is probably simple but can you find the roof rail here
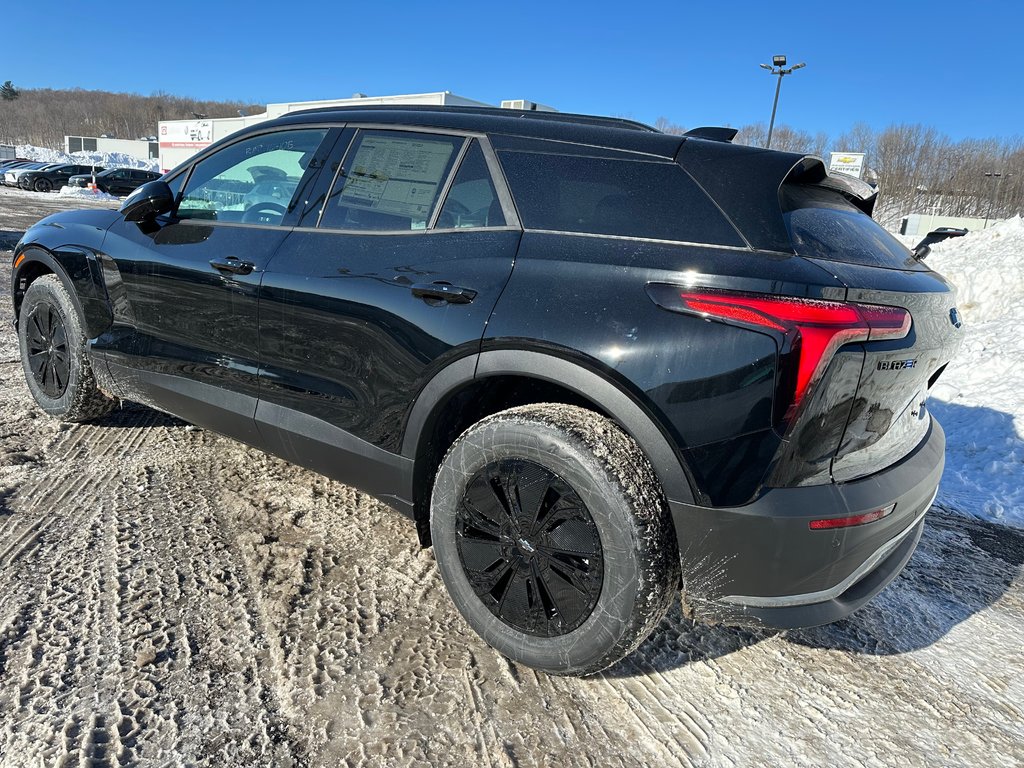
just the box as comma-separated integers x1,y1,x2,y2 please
285,103,658,133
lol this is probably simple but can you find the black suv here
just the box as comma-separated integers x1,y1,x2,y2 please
66,167,161,196
18,163,103,193
11,106,962,675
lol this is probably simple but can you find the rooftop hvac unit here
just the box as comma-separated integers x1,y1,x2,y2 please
500,99,558,113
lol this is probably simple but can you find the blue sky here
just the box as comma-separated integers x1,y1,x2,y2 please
5,0,1017,140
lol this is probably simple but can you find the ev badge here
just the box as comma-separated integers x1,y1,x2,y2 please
950,308,963,328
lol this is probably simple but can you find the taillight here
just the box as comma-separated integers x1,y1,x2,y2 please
646,285,911,421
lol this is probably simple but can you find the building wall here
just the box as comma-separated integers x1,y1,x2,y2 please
64,136,159,161
900,213,1004,236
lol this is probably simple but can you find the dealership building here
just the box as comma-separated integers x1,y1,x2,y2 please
157,92,554,172
64,135,159,163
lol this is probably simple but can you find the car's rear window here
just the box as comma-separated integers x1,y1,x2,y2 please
783,184,923,270
497,151,745,247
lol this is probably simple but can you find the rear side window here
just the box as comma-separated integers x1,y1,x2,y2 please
783,185,921,270
436,140,505,229
320,130,462,231
497,151,744,246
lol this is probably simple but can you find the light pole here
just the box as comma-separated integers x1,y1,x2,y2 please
983,171,1011,228
759,55,806,149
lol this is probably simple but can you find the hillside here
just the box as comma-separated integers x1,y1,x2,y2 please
0,87,263,148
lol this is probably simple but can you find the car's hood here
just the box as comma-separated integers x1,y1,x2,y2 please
17,208,123,254
8,167,45,177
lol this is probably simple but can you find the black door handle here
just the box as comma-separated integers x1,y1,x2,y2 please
210,256,255,275
411,282,477,304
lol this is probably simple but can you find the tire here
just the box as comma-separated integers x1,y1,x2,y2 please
430,403,680,675
17,274,116,422
33,178,52,193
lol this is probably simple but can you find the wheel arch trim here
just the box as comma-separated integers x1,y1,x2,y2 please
401,348,696,504
13,245,112,338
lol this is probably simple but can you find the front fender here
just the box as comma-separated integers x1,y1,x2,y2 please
13,244,115,340
12,210,121,338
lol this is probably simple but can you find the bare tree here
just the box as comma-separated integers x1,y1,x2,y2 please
0,87,263,147
654,116,687,136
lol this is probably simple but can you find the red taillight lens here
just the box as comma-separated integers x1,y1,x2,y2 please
648,286,911,421
809,503,896,529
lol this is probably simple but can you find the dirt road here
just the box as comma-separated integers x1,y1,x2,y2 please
0,191,1022,767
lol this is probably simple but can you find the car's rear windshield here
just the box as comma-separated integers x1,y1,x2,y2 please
782,184,923,270
497,151,745,247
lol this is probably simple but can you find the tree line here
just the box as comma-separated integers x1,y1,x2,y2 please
0,86,263,153
656,117,1023,229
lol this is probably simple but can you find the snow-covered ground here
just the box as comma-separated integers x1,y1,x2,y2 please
15,143,159,173
925,217,1024,528
57,185,121,202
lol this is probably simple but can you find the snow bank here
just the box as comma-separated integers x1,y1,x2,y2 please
58,185,120,202
926,216,1024,528
16,144,159,173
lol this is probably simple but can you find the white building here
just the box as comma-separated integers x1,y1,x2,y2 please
65,136,159,163
158,91,551,173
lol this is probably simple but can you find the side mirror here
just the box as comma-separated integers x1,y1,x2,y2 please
120,180,174,222
913,227,968,260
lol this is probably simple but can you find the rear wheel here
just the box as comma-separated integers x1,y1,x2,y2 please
430,403,680,675
18,275,116,421
33,178,52,193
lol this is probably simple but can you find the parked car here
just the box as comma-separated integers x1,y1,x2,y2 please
66,167,161,196
0,159,34,171
3,162,60,186
10,106,963,675
18,163,104,193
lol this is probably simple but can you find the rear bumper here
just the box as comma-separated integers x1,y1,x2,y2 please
670,417,944,629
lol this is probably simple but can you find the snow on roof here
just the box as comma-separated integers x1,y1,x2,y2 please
926,216,1024,527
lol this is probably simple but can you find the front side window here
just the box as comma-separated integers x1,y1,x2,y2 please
319,130,462,231
178,128,328,224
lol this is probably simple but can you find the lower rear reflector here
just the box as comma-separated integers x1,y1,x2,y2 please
809,503,896,530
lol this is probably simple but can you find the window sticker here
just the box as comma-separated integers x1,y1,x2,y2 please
340,136,454,218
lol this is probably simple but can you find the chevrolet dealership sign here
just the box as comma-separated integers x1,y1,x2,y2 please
829,152,866,179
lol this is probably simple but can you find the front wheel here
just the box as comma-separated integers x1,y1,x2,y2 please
33,178,52,193
17,274,116,421
430,404,680,675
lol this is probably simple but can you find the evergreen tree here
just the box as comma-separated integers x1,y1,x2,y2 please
0,81,18,101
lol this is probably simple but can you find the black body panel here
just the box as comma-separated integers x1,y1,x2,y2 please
256,227,519,455
93,217,283,444
483,231,847,505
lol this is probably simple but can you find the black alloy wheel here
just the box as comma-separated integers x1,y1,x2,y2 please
33,178,52,193
24,301,70,398
431,404,681,675
17,274,116,422
456,458,604,637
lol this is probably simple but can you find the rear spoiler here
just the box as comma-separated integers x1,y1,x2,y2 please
783,156,878,217
683,127,738,143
